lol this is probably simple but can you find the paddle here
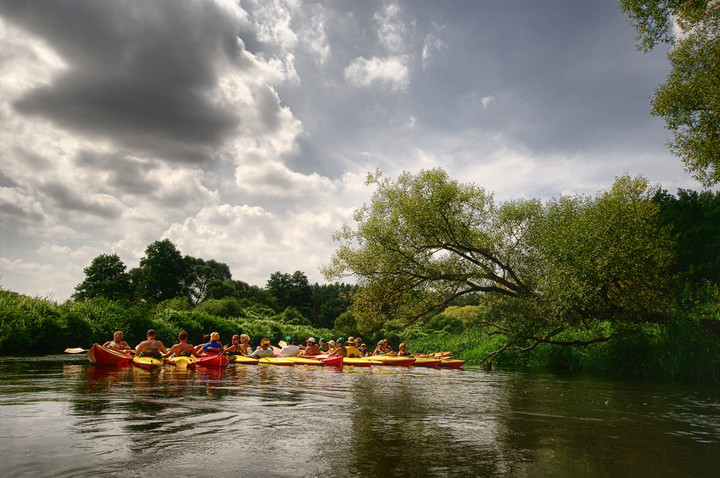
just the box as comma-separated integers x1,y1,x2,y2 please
278,340,287,348
64,347,89,354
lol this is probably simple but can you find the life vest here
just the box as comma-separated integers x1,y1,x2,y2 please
345,345,363,358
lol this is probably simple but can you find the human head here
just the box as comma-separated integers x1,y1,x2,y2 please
240,334,250,342
347,336,355,343
285,335,294,344
319,338,326,344
113,331,124,341
260,338,271,348
361,343,367,349
232,334,240,342
178,331,188,341
355,338,362,346
210,332,220,342
306,337,316,344
336,337,345,345
399,343,406,350
328,340,335,347
147,329,156,338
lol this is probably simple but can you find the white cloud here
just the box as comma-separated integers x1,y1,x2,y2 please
422,25,446,69
234,160,336,198
344,55,410,91
374,3,406,54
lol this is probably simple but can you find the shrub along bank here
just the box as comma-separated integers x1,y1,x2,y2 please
0,291,331,354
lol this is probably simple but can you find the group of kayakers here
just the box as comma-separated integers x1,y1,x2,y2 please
102,330,411,360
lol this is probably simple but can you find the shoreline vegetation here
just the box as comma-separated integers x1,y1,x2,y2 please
1,289,718,383
2,173,719,384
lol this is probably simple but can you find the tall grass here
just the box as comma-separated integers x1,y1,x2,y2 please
0,290,332,354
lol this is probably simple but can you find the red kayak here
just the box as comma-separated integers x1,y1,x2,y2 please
86,344,131,366
196,353,229,367
321,355,343,367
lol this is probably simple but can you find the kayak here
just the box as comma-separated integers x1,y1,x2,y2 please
437,359,465,369
258,357,295,366
132,356,163,370
196,353,229,367
86,344,131,366
321,355,343,367
411,358,442,368
165,355,196,369
282,357,324,366
343,357,372,367
364,355,415,367
228,355,259,365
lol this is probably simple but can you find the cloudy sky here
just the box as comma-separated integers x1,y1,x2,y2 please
0,0,702,301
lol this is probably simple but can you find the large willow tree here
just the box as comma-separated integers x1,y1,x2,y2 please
324,169,675,366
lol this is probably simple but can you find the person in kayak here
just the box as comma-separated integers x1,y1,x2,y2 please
318,338,329,353
397,343,411,356
225,335,245,355
326,339,336,354
302,337,320,356
103,331,132,352
201,332,223,355
354,337,363,350
249,338,275,358
372,340,387,355
239,334,253,355
360,343,370,356
330,338,347,356
163,331,199,359
280,336,301,357
344,339,363,358
135,329,168,359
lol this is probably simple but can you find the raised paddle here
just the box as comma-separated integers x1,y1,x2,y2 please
64,347,89,354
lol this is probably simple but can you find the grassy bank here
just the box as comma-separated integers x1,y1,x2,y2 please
0,290,331,354
395,303,720,383
2,289,719,383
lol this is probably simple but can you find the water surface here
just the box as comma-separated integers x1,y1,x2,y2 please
0,355,718,477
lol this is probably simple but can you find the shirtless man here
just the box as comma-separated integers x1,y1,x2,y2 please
302,337,320,356
103,331,132,352
135,329,168,359
163,331,198,359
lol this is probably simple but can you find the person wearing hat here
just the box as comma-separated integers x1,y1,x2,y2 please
249,338,275,358
303,337,319,356
344,338,363,358
359,343,370,356
326,340,337,354
330,337,347,356
280,335,300,357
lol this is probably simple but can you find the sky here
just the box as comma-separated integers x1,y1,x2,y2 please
0,0,704,302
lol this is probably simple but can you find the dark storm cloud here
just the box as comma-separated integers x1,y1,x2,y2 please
0,0,247,164
74,151,161,195
40,181,122,219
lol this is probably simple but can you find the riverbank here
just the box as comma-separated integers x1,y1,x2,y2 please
2,289,719,383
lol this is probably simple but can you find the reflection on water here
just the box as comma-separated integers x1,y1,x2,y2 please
0,355,718,477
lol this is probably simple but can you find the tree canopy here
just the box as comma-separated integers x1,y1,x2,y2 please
72,253,132,301
620,0,720,185
324,169,676,366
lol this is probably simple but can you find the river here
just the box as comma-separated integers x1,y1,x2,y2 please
0,355,718,477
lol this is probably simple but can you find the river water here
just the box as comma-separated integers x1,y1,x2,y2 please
0,355,718,477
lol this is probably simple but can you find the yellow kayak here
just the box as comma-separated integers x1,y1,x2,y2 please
258,357,295,366
344,357,372,367
228,355,259,365
132,356,163,370
165,356,196,369
281,356,324,366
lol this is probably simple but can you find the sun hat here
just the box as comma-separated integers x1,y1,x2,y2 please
285,335,294,342
306,337,316,343
319,338,326,342
347,336,355,342
328,340,336,345
336,337,346,343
